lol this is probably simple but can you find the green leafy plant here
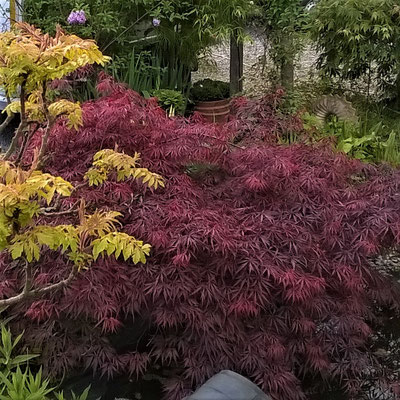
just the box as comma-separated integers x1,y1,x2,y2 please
0,324,90,400
25,0,253,82
191,79,230,102
337,132,381,161
322,117,400,164
55,386,90,400
310,0,400,97
152,89,186,116
23,0,151,57
110,50,191,97
381,130,400,164
255,0,311,89
146,0,253,69
0,367,54,399
0,325,38,382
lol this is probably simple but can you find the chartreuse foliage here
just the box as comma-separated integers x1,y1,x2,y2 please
0,161,73,250
4,92,83,131
0,23,110,161
85,149,164,188
0,23,109,97
0,149,162,307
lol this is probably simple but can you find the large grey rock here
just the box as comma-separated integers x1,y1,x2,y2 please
184,370,271,400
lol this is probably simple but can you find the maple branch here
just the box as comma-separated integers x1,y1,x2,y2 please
40,201,80,216
37,85,52,168
158,135,244,149
71,182,88,194
15,123,40,166
37,122,52,169
39,182,88,215
23,260,32,295
0,268,78,308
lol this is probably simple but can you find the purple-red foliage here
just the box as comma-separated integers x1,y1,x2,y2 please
3,75,400,399
227,90,305,145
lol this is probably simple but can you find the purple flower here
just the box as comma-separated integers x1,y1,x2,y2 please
67,10,87,25
152,18,161,27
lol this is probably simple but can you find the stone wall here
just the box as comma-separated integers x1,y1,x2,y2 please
192,29,320,97
192,29,376,98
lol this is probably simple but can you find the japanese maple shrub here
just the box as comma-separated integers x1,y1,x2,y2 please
2,77,400,400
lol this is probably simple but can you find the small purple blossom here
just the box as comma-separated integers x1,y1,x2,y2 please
152,18,161,27
67,10,87,25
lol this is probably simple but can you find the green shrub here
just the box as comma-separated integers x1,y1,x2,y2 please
190,79,230,102
314,117,400,165
0,324,90,400
152,89,186,116
110,50,191,97
310,0,400,96
23,0,156,60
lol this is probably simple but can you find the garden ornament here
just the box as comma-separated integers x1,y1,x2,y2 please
184,370,271,400
313,95,358,124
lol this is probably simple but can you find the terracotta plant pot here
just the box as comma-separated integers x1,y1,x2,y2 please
194,98,231,123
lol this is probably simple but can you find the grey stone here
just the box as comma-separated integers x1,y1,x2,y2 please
184,370,271,400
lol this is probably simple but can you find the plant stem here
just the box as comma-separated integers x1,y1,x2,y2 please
23,261,32,295
0,268,77,308
37,122,52,169
15,123,40,166
37,84,52,169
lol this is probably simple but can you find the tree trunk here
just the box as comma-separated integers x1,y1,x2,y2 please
394,72,400,110
279,35,295,92
230,33,243,96
280,58,294,92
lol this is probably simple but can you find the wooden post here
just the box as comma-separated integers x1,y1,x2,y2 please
230,32,243,96
10,0,16,25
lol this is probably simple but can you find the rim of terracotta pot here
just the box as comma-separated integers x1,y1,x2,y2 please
195,98,231,106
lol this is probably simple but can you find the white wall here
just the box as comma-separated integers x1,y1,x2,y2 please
0,0,10,32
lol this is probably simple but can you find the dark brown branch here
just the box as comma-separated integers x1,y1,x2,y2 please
0,268,77,308
158,134,244,149
40,202,79,216
15,123,40,166
23,260,32,295
36,122,52,168
39,182,87,215
37,84,52,168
